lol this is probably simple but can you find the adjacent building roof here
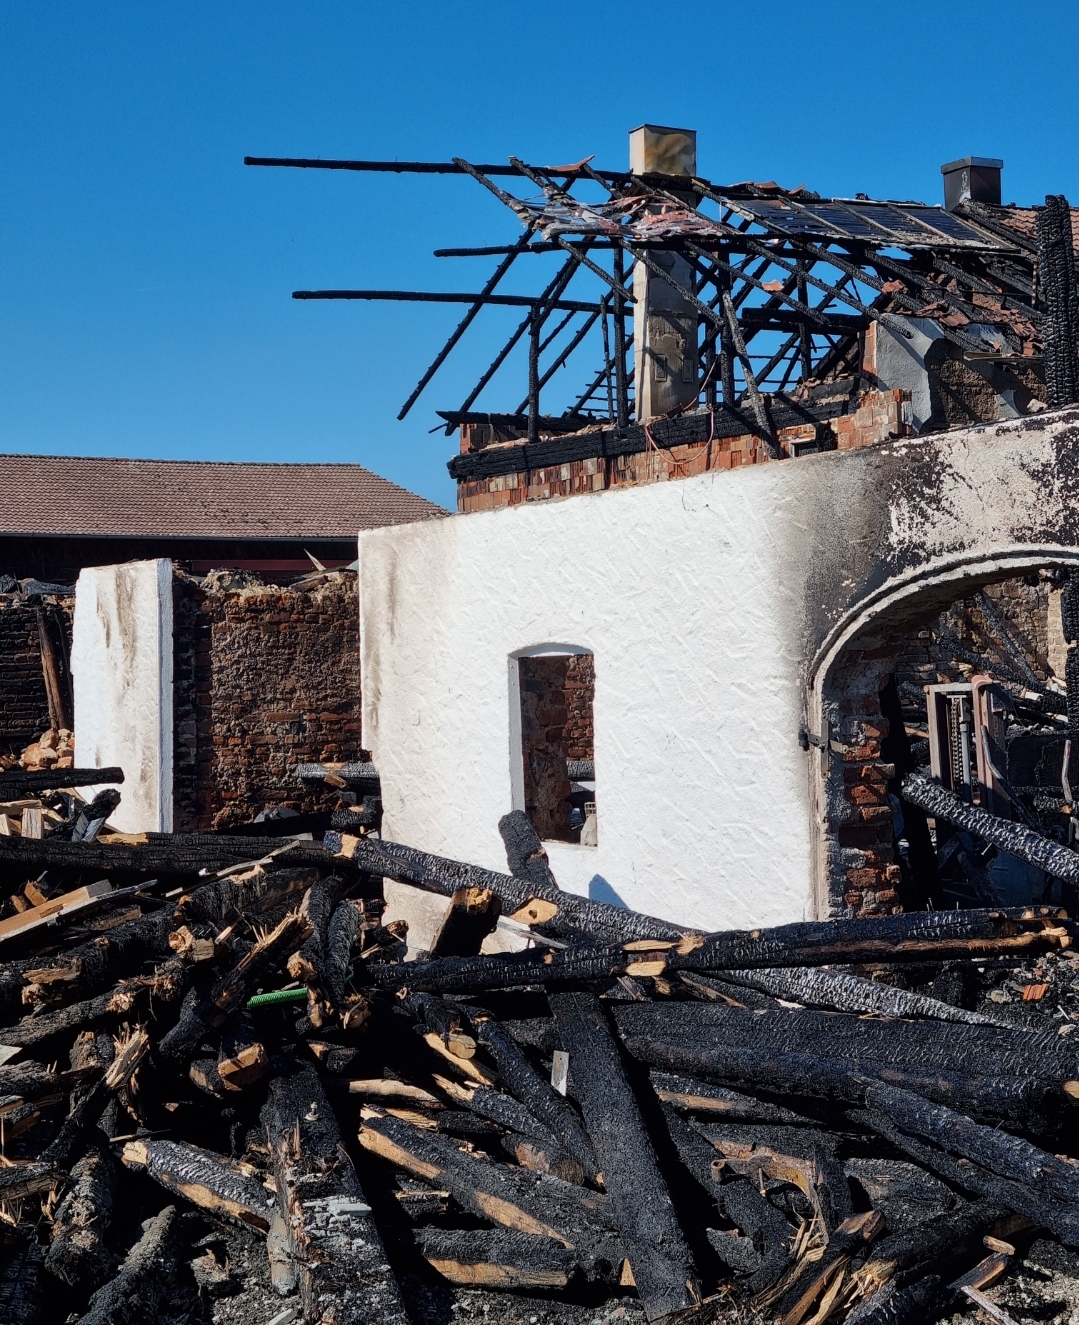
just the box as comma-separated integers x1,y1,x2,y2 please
0,454,447,539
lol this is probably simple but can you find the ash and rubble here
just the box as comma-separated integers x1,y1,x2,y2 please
5,759,1079,1325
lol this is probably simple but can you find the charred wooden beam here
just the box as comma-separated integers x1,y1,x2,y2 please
431,887,502,957
650,1070,812,1125
358,1111,624,1280
614,1006,1052,1121
865,1082,1079,1207
902,770,1079,885
215,1012,269,1091
0,832,349,880
326,898,363,1005
263,1067,410,1324
157,908,312,1065
411,1226,579,1289
613,1002,1072,1096
41,1026,151,1169
549,990,700,1320
850,1106,1079,1247
0,767,123,799
466,1008,598,1180
43,1130,116,1288
720,965,1014,1027
2,909,174,1017
286,874,345,986
77,1205,178,1325
339,834,685,943
120,1137,271,1232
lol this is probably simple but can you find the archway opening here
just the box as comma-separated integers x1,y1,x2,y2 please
815,565,1075,918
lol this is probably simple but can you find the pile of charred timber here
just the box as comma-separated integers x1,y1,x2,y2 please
2,780,1079,1324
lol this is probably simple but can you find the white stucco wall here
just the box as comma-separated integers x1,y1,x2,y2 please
359,410,1079,932
359,471,815,933
72,559,174,833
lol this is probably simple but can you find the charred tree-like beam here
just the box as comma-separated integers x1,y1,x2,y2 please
120,1137,271,1232
902,770,1079,885
157,908,312,1064
720,966,1014,1027
325,898,363,1006
44,1131,117,1288
464,1009,598,1180
77,1205,178,1325
358,1111,623,1276
549,990,701,1320
264,1067,410,1324
42,1027,151,1169
341,834,686,943
0,767,123,798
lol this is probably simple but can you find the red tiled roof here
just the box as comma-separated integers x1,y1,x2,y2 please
0,454,447,539
996,205,1079,249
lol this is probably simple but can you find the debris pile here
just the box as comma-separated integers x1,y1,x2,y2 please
2,776,1079,1325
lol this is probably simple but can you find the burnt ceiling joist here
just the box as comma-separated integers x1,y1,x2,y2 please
245,150,1046,445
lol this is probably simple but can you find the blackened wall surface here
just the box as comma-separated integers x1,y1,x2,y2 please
172,572,361,831
0,594,74,760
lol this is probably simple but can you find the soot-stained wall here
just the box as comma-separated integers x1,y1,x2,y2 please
0,595,73,761
172,572,361,831
361,407,1079,930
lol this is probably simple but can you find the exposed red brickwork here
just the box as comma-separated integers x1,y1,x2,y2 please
0,596,73,761
564,653,595,763
457,391,910,512
518,655,574,842
172,573,361,831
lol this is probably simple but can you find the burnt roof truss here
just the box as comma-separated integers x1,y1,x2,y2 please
245,152,1044,443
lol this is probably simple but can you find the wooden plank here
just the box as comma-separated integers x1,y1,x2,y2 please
549,990,700,1320
0,881,114,945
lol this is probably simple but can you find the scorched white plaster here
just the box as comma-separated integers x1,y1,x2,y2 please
72,559,174,833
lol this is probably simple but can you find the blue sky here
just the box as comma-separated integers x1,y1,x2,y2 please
2,2,1077,509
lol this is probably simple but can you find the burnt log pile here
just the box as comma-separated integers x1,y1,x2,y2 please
2,791,1079,1323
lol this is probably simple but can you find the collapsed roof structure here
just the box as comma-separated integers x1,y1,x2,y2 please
247,130,1077,506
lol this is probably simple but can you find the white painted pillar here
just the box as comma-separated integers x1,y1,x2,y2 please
71,559,173,833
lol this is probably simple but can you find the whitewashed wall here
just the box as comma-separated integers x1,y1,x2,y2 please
358,469,817,932
359,410,1079,932
71,559,173,833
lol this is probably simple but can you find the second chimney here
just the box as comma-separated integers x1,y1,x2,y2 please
942,156,1003,211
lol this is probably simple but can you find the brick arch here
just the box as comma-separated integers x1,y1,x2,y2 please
805,546,1079,918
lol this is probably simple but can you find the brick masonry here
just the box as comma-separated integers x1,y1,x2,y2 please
518,652,595,842
0,595,74,761
457,390,911,513
825,574,1055,918
172,572,361,831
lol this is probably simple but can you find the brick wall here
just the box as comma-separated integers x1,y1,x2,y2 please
564,653,595,763
172,572,362,831
0,595,74,761
457,391,910,513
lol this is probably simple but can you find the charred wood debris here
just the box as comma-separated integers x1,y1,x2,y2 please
5,766,1079,1325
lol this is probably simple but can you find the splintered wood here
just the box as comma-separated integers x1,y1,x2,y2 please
1,795,1078,1323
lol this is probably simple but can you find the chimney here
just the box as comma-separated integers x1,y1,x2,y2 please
629,124,697,179
630,125,699,422
941,156,1003,212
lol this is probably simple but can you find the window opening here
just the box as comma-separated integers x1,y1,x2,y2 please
517,651,596,845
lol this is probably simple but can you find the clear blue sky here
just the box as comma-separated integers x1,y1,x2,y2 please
2,2,1077,509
